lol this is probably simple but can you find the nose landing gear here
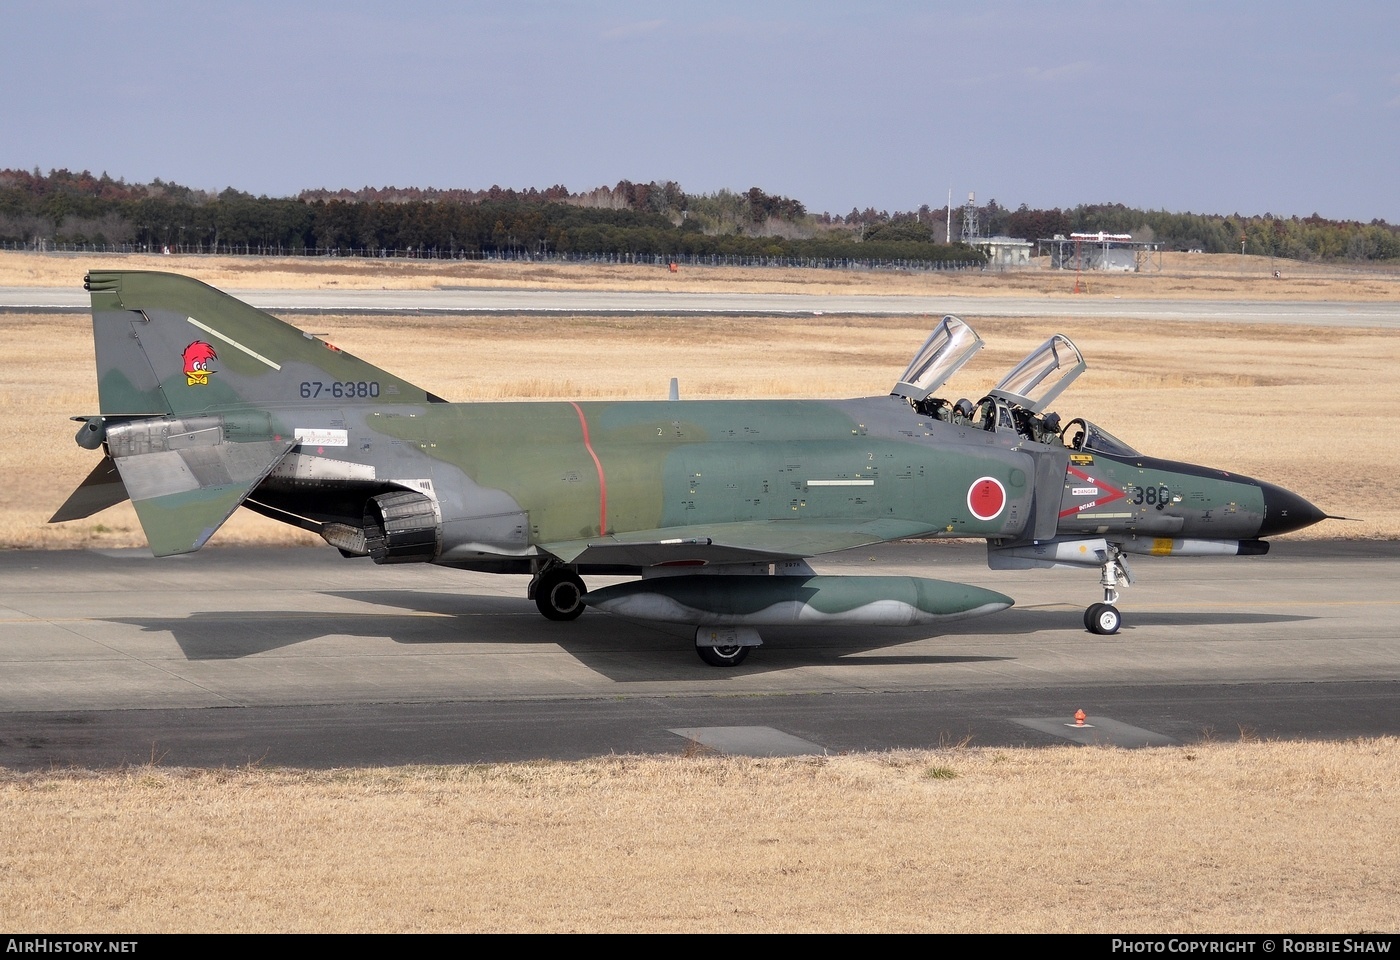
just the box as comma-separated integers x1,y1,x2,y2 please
1085,545,1132,635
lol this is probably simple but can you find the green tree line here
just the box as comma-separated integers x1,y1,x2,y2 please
999,202,1400,260
0,169,980,263
3,168,1395,262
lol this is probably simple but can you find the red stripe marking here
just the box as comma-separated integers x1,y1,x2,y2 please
570,401,607,535
1058,464,1127,518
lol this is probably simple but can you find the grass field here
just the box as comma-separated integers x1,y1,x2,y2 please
3,740,1396,933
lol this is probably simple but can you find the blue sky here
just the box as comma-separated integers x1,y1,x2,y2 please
4,1,1397,221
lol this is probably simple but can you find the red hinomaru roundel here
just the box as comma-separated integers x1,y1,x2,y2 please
183,341,218,386
967,476,1006,521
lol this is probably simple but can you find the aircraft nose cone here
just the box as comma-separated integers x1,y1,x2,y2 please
1257,481,1328,537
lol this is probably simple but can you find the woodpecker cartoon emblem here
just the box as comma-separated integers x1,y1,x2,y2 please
182,341,217,386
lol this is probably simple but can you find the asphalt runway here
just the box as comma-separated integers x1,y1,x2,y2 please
3,285,1398,327
2,540,1396,769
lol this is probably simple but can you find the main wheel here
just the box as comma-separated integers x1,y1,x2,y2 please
697,644,751,667
1088,603,1122,635
534,568,587,621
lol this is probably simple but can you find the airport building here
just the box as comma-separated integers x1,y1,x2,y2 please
1039,232,1162,271
971,236,1034,268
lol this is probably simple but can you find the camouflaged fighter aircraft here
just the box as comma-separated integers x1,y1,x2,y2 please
53,271,1329,666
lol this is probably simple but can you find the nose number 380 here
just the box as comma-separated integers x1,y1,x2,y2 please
1131,484,1171,509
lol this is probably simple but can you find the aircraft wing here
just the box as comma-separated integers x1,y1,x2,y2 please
542,517,940,567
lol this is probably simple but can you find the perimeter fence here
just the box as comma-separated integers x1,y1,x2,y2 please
0,241,984,273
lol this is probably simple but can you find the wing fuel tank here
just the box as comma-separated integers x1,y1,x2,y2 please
581,575,1013,626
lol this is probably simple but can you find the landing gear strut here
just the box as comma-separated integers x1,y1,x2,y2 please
1084,545,1132,635
531,565,587,621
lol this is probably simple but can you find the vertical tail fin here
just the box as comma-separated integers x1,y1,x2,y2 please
57,271,442,555
85,270,439,415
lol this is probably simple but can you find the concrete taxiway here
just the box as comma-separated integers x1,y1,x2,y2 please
3,286,1398,328
1,541,1395,768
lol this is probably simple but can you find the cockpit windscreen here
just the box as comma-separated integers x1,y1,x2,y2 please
1062,418,1141,457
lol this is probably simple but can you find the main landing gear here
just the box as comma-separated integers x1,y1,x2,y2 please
531,565,587,621
1084,545,1133,635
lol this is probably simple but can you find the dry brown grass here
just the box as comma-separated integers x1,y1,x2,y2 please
5,305,1395,548
2,739,1395,932
6,249,1400,300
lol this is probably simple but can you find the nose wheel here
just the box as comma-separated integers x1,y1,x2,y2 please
1084,601,1122,635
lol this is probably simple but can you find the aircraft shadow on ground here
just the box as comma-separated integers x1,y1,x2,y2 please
1114,612,1315,628
107,592,1016,680
108,612,509,661
335,589,1024,676
106,595,1314,681
916,606,1314,635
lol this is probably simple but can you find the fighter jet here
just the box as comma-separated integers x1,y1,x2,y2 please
52,271,1329,666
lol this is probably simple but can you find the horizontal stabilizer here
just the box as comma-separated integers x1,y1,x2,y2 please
49,456,130,522
115,437,296,556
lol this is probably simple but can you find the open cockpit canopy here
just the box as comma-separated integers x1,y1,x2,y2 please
987,334,1085,413
891,315,984,402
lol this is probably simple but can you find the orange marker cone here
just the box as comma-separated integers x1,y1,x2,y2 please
1074,709,1087,727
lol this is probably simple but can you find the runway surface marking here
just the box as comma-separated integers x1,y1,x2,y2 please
1013,717,1178,748
669,726,827,757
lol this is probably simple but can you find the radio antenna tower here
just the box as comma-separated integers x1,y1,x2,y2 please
960,191,980,243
